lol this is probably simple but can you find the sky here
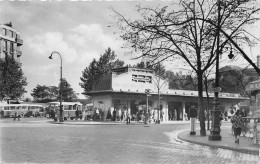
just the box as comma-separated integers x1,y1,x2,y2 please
0,1,173,99
1,0,260,100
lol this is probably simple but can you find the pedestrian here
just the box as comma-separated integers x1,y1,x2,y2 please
67,112,70,120
219,111,224,126
75,109,79,121
95,108,99,121
121,109,124,121
13,110,20,121
184,113,188,121
123,109,127,121
99,108,102,121
112,109,116,121
106,108,112,120
118,108,122,121
174,109,177,120
189,106,197,135
126,109,131,124
168,111,172,121
231,110,244,143
224,110,228,121
160,110,164,122
241,108,247,117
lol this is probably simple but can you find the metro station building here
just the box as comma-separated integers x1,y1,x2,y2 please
84,67,249,122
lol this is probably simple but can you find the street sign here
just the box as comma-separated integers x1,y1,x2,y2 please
212,87,222,92
145,89,151,94
147,94,151,97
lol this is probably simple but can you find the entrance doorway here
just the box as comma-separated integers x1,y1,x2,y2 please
168,101,182,121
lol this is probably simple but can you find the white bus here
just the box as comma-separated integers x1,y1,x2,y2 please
47,102,83,120
0,104,45,118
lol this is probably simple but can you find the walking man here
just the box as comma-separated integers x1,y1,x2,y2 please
126,109,131,124
189,106,197,135
13,109,20,121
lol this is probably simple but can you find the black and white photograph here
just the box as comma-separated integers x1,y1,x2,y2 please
0,0,260,163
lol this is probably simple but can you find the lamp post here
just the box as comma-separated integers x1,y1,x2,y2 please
209,0,221,141
49,51,63,122
145,89,151,124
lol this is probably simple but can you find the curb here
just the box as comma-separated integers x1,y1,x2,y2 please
48,121,191,126
177,130,259,155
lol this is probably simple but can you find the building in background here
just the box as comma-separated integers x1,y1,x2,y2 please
245,56,260,114
0,22,23,103
0,22,23,64
84,66,248,122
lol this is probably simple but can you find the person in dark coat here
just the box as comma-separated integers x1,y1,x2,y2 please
75,109,79,121
112,109,116,121
189,106,197,135
106,108,112,120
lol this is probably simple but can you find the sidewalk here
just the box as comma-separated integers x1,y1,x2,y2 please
51,119,260,155
177,126,260,155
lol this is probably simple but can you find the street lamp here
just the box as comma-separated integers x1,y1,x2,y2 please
209,0,222,141
228,46,234,59
145,89,151,124
49,51,63,122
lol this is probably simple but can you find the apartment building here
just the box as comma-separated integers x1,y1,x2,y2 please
0,22,23,64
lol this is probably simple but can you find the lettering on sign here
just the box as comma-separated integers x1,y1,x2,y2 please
132,75,152,83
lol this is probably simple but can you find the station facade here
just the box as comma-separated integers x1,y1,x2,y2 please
84,67,249,122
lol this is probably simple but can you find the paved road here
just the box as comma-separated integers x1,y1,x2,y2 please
0,118,259,163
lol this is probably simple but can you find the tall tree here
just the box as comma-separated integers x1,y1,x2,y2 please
219,68,257,96
59,78,77,102
166,71,198,90
80,47,124,92
135,61,166,76
114,0,260,135
0,55,27,100
31,79,76,103
31,85,50,102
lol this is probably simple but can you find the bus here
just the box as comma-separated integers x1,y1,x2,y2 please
47,102,83,120
0,104,45,118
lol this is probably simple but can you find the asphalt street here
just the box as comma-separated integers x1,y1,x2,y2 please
0,118,259,164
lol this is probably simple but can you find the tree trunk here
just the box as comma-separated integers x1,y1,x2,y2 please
197,72,206,136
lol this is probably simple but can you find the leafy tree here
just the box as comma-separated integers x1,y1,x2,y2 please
24,97,32,102
31,85,50,102
48,86,59,101
166,71,198,90
80,47,124,92
31,79,76,103
114,0,260,135
0,55,27,100
59,78,77,102
219,68,257,96
135,61,166,77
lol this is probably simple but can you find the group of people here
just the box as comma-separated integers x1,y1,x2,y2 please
92,108,103,121
187,106,245,144
106,108,131,124
168,110,177,121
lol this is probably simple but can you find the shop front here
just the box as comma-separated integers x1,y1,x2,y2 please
84,67,249,123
